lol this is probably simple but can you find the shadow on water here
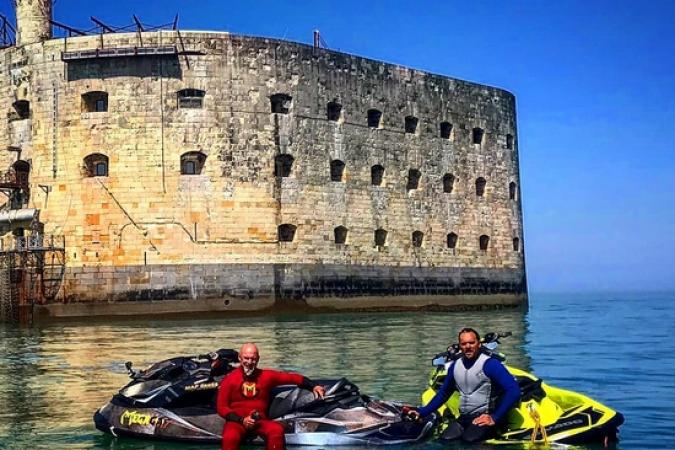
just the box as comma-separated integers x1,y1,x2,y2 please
0,308,530,448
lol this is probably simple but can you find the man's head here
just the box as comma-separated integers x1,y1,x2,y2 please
458,327,481,360
239,342,260,376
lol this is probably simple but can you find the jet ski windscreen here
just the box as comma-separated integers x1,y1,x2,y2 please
120,379,171,398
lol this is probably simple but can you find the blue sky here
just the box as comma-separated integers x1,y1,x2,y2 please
1,0,674,293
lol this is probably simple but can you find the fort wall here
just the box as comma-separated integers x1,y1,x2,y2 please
0,30,526,316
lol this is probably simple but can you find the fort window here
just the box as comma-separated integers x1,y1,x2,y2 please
443,173,455,194
472,127,484,145
374,228,387,246
513,237,520,252
82,91,108,112
278,224,297,242
12,160,30,187
327,101,342,122
440,122,452,139
180,151,207,175
274,154,294,177
367,109,382,128
334,226,348,245
83,153,109,177
371,165,384,186
475,177,486,197
506,134,514,150
412,231,424,248
447,232,458,249
479,234,490,251
177,89,205,109
330,160,345,182
11,100,30,120
271,94,292,114
509,181,518,200
405,116,418,134
407,169,421,190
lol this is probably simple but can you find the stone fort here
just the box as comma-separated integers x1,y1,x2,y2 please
0,0,526,320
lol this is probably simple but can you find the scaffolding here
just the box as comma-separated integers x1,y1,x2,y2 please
0,234,65,324
51,14,203,62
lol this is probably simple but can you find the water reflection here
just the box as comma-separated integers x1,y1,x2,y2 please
0,307,529,448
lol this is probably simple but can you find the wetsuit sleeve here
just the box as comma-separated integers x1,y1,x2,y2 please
269,369,306,387
484,358,521,423
417,362,456,417
216,376,242,422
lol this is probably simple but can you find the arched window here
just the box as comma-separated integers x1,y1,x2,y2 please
513,237,520,252
334,226,348,244
412,231,424,248
327,101,342,122
374,228,387,246
278,224,297,242
12,160,30,187
330,160,345,182
367,109,382,128
440,122,452,139
12,100,30,120
405,116,418,134
82,91,108,112
506,134,514,150
371,165,384,186
509,181,518,201
274,154,294,177
443,173,455,194
447,232,458,249
83,153,109,177
472,127,484,145
475,177,486,197
270,94,292,114
180,151,207,175
177,89,205,109
407,169,421,190
479,235,490,251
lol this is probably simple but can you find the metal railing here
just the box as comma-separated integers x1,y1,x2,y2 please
0,234,65,252
0,170,29,189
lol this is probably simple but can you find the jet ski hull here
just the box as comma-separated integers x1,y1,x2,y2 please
94,400,435,445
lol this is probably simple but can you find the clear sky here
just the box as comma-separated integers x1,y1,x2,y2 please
1,0,674,293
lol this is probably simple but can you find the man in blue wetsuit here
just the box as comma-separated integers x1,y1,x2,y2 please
409,327,521,443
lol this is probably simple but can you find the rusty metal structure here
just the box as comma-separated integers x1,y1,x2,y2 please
0,166,65,324
0,234,65,324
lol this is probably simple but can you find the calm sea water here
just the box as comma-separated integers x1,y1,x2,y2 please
0,292,673,450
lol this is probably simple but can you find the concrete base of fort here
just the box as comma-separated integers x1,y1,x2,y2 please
33,263,527,321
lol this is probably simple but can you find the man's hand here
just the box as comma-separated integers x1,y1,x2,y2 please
401,406,421,422
472,413,495,427
313,385,326,399
242,415,257,430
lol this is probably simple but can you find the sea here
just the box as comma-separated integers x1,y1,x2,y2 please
0,292,673,449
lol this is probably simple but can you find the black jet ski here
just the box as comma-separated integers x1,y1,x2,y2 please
422,332,624,445
94,349,436,445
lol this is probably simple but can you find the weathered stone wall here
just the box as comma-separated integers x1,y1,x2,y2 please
0,31,526,313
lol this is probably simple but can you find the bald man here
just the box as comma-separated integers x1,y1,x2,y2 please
216,343,325,450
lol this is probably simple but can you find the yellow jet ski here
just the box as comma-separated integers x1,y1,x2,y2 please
421,332,624,446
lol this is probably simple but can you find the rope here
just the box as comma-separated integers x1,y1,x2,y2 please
527,403,548,445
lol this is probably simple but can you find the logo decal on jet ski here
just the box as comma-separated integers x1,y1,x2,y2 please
185,381,219,391
120,410,171,429
242,381,258,398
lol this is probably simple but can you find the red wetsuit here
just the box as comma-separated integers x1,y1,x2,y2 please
216,366,306,450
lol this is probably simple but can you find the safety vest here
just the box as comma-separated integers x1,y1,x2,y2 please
453,352,492,416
